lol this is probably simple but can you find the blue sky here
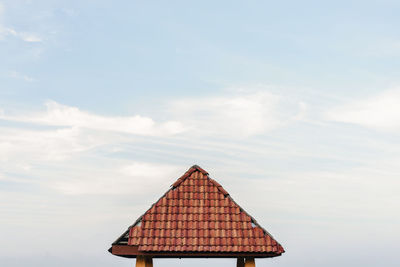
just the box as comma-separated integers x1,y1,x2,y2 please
1,1,400,267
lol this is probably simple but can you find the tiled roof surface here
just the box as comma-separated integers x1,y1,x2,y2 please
122,165,284,254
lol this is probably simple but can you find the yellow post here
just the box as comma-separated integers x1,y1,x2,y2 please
244,257,255,267
136,256,146,267
237,257,245,267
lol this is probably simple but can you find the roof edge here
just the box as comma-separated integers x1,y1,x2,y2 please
110,244,284,258
226,195,284,251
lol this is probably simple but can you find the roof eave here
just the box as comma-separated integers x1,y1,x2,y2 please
109,244,284,258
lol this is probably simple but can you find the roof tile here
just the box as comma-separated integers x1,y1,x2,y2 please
116,166,284,255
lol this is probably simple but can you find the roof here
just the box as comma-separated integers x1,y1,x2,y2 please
110,165,285,258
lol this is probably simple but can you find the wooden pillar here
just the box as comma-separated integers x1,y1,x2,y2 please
136,256,146,267
237,257,245,267
145,256,153,267
244,257,255,267
136,256,153,267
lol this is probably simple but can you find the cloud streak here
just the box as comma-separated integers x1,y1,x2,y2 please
169,91,304,137
325,88,400,131
0,101,185,136
50,162,182,195
0,3,42,43
0,26,42,42
0,127,106,163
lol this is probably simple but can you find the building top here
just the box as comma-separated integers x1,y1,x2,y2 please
110,165,284,258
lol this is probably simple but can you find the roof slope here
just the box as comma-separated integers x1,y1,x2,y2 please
112,165,284,256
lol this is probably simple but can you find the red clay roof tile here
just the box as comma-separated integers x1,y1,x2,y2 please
115,165,284,255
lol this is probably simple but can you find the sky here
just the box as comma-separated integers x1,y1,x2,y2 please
1,0,400,266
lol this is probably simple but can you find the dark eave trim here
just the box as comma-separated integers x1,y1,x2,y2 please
109,245,283,259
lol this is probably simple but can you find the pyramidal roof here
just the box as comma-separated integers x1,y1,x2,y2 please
110,165,284,258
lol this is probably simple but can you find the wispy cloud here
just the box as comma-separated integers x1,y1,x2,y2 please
0,90,305,140
0,127,105,163
0,101,185,136
325,88,400,131
0,4,42,43
169,90,305,137
0,101,186,179
0,92,306,199
0,26,42,42
19,32,42,43
50,161,182,195
237,165,400,221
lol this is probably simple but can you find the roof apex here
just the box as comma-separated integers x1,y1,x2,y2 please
171,164,209,187
190,164,209,175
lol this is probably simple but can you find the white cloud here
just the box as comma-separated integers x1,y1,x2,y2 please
0,91,305,198
0,101,185,178
0,122,183,195
0,127,105,163
0,91,304,142
0,101,185,136
0,4,42,43
169,91,303,137
231,161,400,224
0,122,184,196
325,88,400,131
50,162,182,195
0,26,42,42
19,32,42,42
